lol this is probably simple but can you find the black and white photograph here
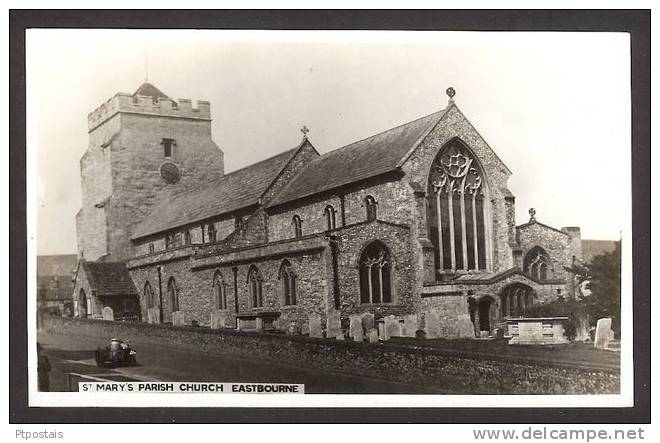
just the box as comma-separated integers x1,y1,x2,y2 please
9,8,651,429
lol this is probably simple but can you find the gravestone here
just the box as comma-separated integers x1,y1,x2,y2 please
102,306,114,321
172,310,185,327
402,314,419,337
147,307,160,324
456,314,475,338
424,309,441,339
384,315,402,339
301,321,310,336
594,318,615,349
574,315,591,342
210,310,227,329
367,328,379,343
361,313,375,334
377,320,387,340
308,313,323,338
349,314,364,342
326,310,342,339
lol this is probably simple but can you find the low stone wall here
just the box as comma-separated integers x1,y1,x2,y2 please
42,317,619,394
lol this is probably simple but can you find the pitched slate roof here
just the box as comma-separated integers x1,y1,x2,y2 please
82,261,138,297
131,146,301,239
37,254,78,277
267,108,449,207
133,81,172,101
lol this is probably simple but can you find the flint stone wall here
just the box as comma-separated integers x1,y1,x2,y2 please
42,316,619,395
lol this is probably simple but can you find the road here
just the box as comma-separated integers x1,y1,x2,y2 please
37,332,444,394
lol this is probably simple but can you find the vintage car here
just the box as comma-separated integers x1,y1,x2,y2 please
94,338,137,367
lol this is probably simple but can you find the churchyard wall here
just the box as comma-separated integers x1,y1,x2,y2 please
42,316,619,394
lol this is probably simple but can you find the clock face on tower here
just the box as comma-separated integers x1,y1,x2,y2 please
160,162,181,184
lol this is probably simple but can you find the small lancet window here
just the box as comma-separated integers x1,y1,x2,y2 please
324,205,337,231
207,223,217,243
292,215,303,238
365,195,377,221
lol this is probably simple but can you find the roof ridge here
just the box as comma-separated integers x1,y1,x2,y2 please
315,108,447,160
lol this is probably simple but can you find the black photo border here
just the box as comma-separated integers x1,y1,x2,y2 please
9,9,650,424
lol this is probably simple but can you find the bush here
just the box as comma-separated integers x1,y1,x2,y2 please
525,299,588,341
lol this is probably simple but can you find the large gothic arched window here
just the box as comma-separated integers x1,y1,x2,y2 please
524,246,551,280
359,241,392,304
427,138,489,272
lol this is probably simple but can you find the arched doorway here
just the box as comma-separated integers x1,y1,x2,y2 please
469,295,497,336
478,297,492,332
79,289,88,318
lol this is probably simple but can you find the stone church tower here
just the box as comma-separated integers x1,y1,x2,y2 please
75,82,224,262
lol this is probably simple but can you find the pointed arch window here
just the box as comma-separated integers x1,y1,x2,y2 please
292,215,303,238
427,138,489,273
207,223,217,243
248,265,263,308
167,277,179,313
279,260,297,306
500,283,534,318
524,246,552,280
324,205,337,231
365,195,377,221
359,241,392,304
212,271,228,310
144,281,155,309
79,288,88,318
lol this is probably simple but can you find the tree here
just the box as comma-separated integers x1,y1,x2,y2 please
571,243,622,334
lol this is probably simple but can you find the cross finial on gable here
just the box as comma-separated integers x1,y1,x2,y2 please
529,207,536,222
446,87,456,102
300,125,310,138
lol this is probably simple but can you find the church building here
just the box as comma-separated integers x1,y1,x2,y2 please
72,82,582,338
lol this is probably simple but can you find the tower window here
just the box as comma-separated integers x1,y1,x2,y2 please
162,138,176,158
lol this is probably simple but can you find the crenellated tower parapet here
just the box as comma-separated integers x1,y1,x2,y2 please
88,92,211,131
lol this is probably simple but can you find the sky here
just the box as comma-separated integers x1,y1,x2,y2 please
27,30,631,256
